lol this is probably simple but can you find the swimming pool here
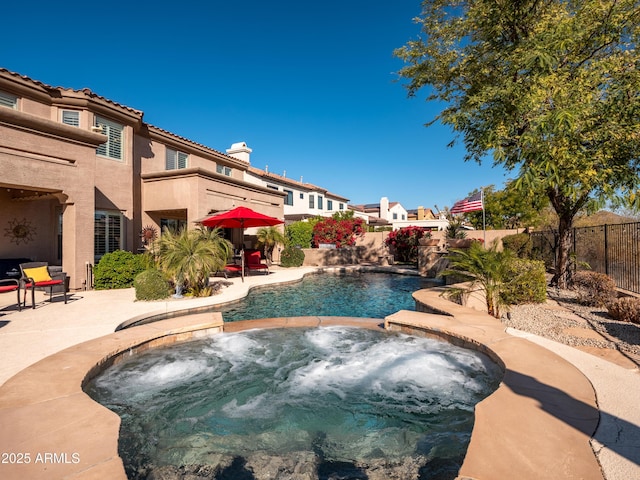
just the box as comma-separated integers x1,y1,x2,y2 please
212,271,439,321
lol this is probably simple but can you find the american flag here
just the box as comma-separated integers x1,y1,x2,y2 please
450,191,483,214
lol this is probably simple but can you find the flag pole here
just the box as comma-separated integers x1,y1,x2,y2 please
481,188,486,246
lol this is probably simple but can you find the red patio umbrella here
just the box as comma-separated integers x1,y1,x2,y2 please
200,206,284,281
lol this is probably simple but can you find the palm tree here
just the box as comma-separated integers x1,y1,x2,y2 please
256,226,286,264
154,226,232,296
440,240,514,318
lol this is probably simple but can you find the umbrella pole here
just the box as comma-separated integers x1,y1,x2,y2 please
240,222,245,282
241,247,245,282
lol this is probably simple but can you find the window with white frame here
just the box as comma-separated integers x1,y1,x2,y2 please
309,195,315,209
216,164,232,176
300,193,304,199
94,211,123,262
95,116,124,160
166,148,188,170
61,110,80,127
393,213,398,220
318,196,324,210
327,200,333,210
339,203,344,210
0,91,17,109
284,189,293,206
267,184,279,190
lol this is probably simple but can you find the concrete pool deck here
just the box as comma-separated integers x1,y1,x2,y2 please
0,265,638,479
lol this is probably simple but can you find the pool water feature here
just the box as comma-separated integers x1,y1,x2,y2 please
213,271,439,321
87,326,502,480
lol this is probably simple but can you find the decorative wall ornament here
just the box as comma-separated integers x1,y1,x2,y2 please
140,225,158,246
4,217,36,245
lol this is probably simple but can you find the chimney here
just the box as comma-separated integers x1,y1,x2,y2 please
417,206,425,220
226,142,252,163
380,197,389,221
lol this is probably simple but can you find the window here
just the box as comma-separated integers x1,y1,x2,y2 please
284,189,293,206
61,110,80,127
300,193,304,199
94,211,123,262
309,195,315,209
318,196,324,210
267,184,279,190
393,213,398,220
216,164,232,176
339,203,344,210
95,116,123,160
166,148,188,170
0,91,17,109
327,200,333,210
161,218,186,233
402,214,406,220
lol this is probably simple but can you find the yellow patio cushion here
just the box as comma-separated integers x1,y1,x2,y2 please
23,266,52,283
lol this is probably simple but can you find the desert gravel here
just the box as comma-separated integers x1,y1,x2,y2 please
503,287,640,365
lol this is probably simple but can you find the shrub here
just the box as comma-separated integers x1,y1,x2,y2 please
502,258,547,305
571,271,618,306
133,269,171,301
607,297,640,324
280,247,305,267
93,250,149,290
440,240,514,318
312,217,365,248
385,226,429,263
502,233,533,258
286,220,317,248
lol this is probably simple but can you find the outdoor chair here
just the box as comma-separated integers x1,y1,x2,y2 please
19,262,67,309
221,264,243,279
0,279,21,311
244,249,269,275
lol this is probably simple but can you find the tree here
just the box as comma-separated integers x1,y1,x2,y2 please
154,226,232,296
256,226,286,264
466,183,547,230
396,0,640,287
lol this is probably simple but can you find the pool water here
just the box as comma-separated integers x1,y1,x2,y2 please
87,327,501,480
213,271,439,321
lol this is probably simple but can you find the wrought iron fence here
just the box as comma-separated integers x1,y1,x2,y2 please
531,222,640,294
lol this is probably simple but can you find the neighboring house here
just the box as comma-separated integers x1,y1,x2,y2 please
0,68,284,290
400,206,450,231
236,142,349,223
351,198,451,231
349,197,408,228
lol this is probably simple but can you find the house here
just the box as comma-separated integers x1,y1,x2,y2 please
349,197,408,228
401,206,450,231
234,142,350,224
0,68,284,290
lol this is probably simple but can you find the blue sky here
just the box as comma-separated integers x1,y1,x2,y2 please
3,0,510,210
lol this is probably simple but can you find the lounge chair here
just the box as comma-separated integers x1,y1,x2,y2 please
0,279,21,311
221,264,243,278
19,262,67,309
244,249,269,275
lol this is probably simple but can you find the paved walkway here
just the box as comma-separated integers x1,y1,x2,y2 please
0,265,638,479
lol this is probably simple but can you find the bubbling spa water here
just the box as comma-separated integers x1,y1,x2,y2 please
87,326,502,479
